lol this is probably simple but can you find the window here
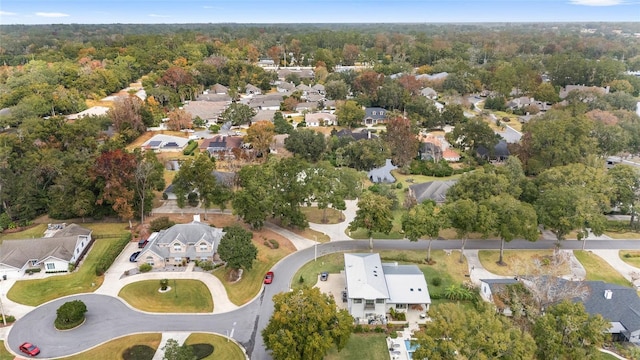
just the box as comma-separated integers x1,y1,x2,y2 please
175,257,182,262
396,303,407,309
353,299,362,304
372,111,377,115
365,299,375,309
173,243,182,251
146,256,154,266
376,299,385,304
380,111,384,116
200,244,208,251
46,263,55,270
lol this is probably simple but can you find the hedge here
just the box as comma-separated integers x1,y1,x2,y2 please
95,233,132,276
183,140,199,155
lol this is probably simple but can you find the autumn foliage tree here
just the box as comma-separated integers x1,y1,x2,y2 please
166,108,192,131
384,116,419,168
109,96,145,141
91,149,137,222
246,121,275,161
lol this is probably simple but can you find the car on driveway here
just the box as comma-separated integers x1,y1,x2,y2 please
264,271,274,284
320,272,328,281
129,251,141,262
19,342,40,356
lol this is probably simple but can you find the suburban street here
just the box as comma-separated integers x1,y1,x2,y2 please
8,237,640,359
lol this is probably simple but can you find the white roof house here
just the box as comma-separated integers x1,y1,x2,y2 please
66,106,110,120
141,134,189,152
344,253,430,323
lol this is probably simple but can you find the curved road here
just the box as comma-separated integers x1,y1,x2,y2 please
8,238,640,359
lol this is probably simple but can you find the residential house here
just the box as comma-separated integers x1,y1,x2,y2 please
420,87,438,100
363,107,387,125
559,85,610,100
276,82,295,93
419,133,459,162
407,180,458,204
200,135,243,160
367,159,397,184
477,139,510,162
312,84,326,96
415,72,448,82
183,100,230,124
295,102,317,112
479,278,520,316
344,253,430,323
257,59,275,68
245,84,262,96
252,110,277,123
295,84,313,97
137,217,225,268
0,224,93,278
66,106,110,120
210,84,229,95
335,129,377,141
305,112,336,127
276,68,314,82
163,171,236,200
142,134,189,152
196,93,232,102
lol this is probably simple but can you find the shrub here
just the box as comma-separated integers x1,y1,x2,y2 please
25,268,41,274
197,260,215,271
389,332,398,339
150,216,175,232
190,344,214,359
95,233,131,276
431,277,442,286
160,279,169,291
139,263,152,273
299,275,304,284
54,300,87,330
353,324,365,333
396,182,403,189
123,345,155,360
268,239,279,249
183,140,199,155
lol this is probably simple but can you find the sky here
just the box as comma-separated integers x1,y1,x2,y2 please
0,0,639,25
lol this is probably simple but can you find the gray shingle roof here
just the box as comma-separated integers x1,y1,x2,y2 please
408,180,458,204
581,281,640,333
142,221,225,260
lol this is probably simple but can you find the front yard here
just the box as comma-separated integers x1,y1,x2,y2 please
118,279,213,313
574,251,632,287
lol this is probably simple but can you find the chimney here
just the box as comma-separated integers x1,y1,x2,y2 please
604,289,613,299
193,214,201,223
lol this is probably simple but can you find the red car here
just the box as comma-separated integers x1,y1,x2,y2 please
19,342,40,357
264,271,274,284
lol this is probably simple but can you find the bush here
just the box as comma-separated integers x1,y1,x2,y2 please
139,263,152,273
160,279,169,291
150,216,175,232
95,233,131,276
197,260,215,271
190,344,214,359
54,300,87,330
25,268,41,274
123,345,155,360
268,239,279,249
431,277,442,286
299,275,304,284
396,182,403,189
183,140,199,155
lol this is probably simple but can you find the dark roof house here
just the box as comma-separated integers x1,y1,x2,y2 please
408,180,458,204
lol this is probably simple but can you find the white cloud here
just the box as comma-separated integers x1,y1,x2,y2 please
35,12,70,18
569,0,624,5
148,14,170,18
0,11,17,16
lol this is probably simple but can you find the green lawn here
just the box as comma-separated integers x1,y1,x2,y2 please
574,251,633,287
619,250,640,268
0,341,13,360
478,250,571,276
0,224,48,242
185,333,246,360
325,333,388,360
119,280,213,313
293,253,348,289
63,333,162,360
301,206,344,225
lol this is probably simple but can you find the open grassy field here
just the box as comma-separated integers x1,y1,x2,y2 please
7,223,127,306
324,333,388,360
63,333,162,360
620,250,640,268
184,333,246,360
574,251,633,287
119,279,213,313
478,250,571,276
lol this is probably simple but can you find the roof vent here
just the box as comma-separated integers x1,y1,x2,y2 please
410,288,414,291
604,289,613,299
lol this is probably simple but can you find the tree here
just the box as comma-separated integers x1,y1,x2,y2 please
307,163,358,223
171,154,218,219
335,100,365,129
384,116,419,168
221,103,256,126
412,303,536,360
217,225,258,270
162,338,196,360
336,138,389,171
109,96,145,141
609,165,640,227
442,199,494,263
284,128,327,162
349,192,393,249
484,194,539,265
447,166,519,202
533,300,608,360
91,149,137,222
262,287,352,360
134,151,165,224
166,108,192,131
325,80,348,100
448,118,500,157
233,163,275,229
246,120,275,161
401,201,443,263
55,300,87,330
273,111,293,134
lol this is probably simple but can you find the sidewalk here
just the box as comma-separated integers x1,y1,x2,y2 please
308,199,357,242
152,332,191,360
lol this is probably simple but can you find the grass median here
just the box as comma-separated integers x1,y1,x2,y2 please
63,333,161,360
574,251,632,287
119,279,213,313
185,333,246,360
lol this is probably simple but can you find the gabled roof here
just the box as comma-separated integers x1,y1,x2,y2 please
383,262,431,304
141,221,225,260
344,253,390,300
409,180,458,204
581,281,640,333
183,100,229,120
364,107,387,120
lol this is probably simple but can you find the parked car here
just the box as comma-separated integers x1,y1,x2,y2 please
320,272,328,281
19,342,40,356
264,271,274,284
129,251,141,262
138,238,148,248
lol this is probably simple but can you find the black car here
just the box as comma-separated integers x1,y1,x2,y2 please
129,251,141,262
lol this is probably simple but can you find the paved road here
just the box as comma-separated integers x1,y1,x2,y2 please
9,238,640,359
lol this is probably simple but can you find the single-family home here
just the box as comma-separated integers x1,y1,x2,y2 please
477,139,510,162
66,106,110,121
276,68,315,82
415,72,448,82
305,112,337,127
210,84,229,95
0,224,93,278
183,100,230,124
559,85,610,99
137,217,225,268
420,87,438,100
252,110,278,123
200,135,244,160
479,278,521,316
142,134,189,152
335,129,377,141
276,82,296,93
257,59,275,68
363,107,387,125
245,84,262,96
407,180,458,204
344,253,430,324
312,84,326,96
295,102,317,112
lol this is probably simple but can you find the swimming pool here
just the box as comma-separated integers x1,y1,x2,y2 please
405,339,418,359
